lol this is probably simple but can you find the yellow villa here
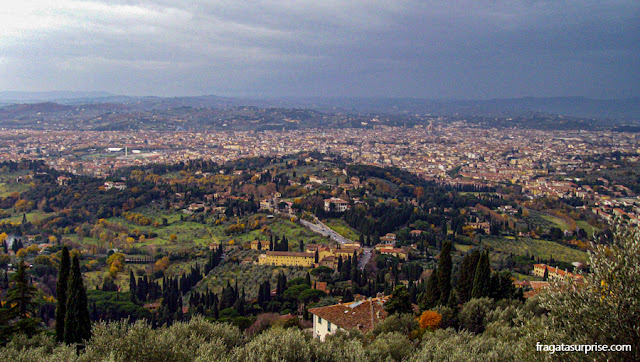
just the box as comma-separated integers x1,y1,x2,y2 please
258,251,315,267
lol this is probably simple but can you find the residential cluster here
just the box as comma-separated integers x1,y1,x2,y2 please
1,125,639,222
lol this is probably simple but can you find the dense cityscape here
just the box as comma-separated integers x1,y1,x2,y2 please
2,125,639,224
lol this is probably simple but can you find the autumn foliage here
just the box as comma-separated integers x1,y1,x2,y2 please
418,310,442,331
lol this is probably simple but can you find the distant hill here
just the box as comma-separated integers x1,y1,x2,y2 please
0,102,74,113
1,92,638,121
274,96,640,121
0,93,638,130
0,91,118,103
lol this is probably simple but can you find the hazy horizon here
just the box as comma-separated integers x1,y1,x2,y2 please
0,90,639,102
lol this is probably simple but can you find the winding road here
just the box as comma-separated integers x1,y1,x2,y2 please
299,217,373,269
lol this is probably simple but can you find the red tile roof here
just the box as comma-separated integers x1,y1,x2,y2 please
309,298,387,334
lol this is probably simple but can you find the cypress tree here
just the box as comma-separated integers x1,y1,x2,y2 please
55,246,71,342
213,294,220,319
258,283,265,307
471,251,491,299
276,272,287,299
420,268,440,309
129,270,137,303
64,255,92,344
457,250,480,303
235,288,246,316
1,269,8,289
437,240,452,305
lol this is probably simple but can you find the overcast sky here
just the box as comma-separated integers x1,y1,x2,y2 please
0,0,638,99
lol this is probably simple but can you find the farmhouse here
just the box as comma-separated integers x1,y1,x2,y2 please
533,263,584,282
250,240,271,250
305,243,363,269
104,181,127,191
309,297,388,341
324,197,349,212
378,247,408,260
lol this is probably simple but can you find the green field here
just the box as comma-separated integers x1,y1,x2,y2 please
482,237,588,264
0,171,31,197
107,215,214,248
323,218,359,241
512,272,542,281
576,220,600,236
108,208,328,252
454,244,472,252
4,210,56,224
541,214,570,230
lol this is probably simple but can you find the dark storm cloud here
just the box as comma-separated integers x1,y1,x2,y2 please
0,0,638,98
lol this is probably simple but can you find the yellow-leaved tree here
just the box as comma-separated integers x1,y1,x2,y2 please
107,252,125,277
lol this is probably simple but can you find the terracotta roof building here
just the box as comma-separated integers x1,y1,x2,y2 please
308,297,387,341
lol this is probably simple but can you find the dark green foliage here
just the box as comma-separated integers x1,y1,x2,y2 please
129,270,137,304
298,289,326,305
55,246,70,342
549,227,563,240
5,260,38,319
471,251,491,299
372,313,419,336
310,266,332,277
420,268,440,310
283,284,310,301
257,280,272,308
384,285,413,315
1,259,40,339
488,271,520,301
204,244,223,274
64,255,91,344
88,290,152,322
276,272,287,298
457,250,480,303
234,288,246,316
458,297,494,334
437,241,453,305
271,235,289,252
